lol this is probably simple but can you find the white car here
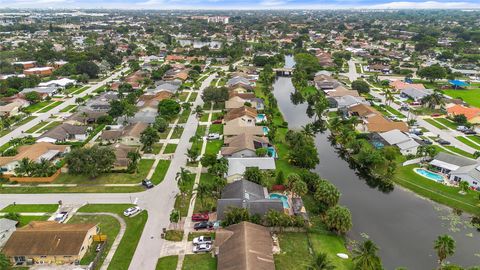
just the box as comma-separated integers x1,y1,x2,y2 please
207,133,220,140
123,206,141,217
193,243,212,253
54,211,68,223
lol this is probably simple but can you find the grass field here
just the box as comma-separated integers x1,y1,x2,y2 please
24,101,53,113
17,215,50,227
164,144,178,154
156,256,178,270
424,118,448,130
78,204,148,270
171,127,184,139
395,165,480,216
435,118,459,130
443,88,480,108
55,159,154,185
150,160,171,184
443,145,475,159
205,140,222,156
25,121,50,133
60,105,77,112
456,136,480,151
38,101,63,113
174,173,195,217
164,230,184,241
182,254,216,270
1,204,58,213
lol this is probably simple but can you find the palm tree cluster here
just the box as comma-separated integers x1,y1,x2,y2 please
221,208,305,228
421,91,445,110
14,158,58,177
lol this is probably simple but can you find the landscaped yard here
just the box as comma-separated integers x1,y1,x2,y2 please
150,160,171,184
78,204,148,270
156,256,178,270
38,101,63,113
60,105,77,112
17,215,50,227
456,136,480,151
26,121,50,133
209,124,223,135
443,145,475,159
275,233,313,270
424,118,448,130
171,127,184,139
395,165,480,216
435,118,459,130
174,173,195,217
55,159,154,185
205,140,223,156
68,214,120,269
152,143,163,154
194,173,217,212
24,101,53,113
182,254,216,270
443,88,480,108
164,230,183,241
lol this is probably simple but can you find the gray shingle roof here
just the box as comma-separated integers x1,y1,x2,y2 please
433,152,477,167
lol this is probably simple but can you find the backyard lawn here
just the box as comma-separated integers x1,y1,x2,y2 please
182,254,216,270
156,256,178,270
443,88,480,108
395,165,480,216
274,233,313,270
68,214,120,268
55,159,154,185
150,160,171,184
78,204,148,270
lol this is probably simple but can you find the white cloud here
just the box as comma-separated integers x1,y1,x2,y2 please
260,0,288,6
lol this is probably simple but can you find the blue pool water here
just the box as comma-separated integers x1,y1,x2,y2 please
269,193,289,208
263,126,269,135
257,114,267,122
267,147,277,158
414,168,444,182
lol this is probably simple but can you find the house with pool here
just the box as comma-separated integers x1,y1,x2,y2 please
426,152,480,190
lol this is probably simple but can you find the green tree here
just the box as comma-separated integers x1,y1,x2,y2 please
309,253,335,270
76,61,99,78
202,86,229,104
314,180,340,209
285,130,319,169
351,80,370,94
417,65,446,82
324,205,352,234
186,146,200,163
434,235,456,268
4,212,20,223
0,252,11,270
127,150,141,173
421,91,445,109
158,99,181,120
24,91,41,104
153,116,168,133
222,207,250,226
176,167,193,206
200,153,218,168
64,146,116,178
195,182,214,210
169,209,180,229
292,180,308,198
353,240,383,270
140,126,159,153
243,167,263,184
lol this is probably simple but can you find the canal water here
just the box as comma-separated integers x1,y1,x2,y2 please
272,56,480,269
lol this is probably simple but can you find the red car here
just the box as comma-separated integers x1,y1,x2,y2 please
212,119,222,124
430,113,442,117
192,213,209,222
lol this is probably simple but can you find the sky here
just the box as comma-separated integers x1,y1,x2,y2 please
0,0,479,10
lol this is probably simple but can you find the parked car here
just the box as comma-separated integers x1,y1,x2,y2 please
410,101,421,106
123,206,141,217
409,129,423,135
437,139,451,145
431,113,442,117
192,213,209,222
193,236,213,245
388,115,399,121
142,179,154,189
207,133,220,140
463,129,477,135
422,139,433,145
457,126,468,132
193,221,213,231
193,243,212,253
54,211,69,223
212,119,222,124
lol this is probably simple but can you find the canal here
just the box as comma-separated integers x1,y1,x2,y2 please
272,56,480,269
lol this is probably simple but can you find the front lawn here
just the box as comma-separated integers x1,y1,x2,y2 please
205,140,223,156
435,118,459,130
1,204,58,213
78,204,148,270
182,254,216,270
165,230,184,241
275,233,312,270
174,173,195,217
24,101,52,113
443,146,475,159
395,165,480,216
424,118,448,130
38,121,62,132
26,121,49,133
17,215,50,227
68,214,120,268
209,124,223,135
38,101,62,113
151,160,171,184
55,159,154,185
455,136,480,151
171,127,184,139
194,173,217,212
156,256,178,270
164,144,178,154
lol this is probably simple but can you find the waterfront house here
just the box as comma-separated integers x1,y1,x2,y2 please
429,152,480,190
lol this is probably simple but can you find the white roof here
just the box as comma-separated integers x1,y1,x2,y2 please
227,157,276,177
37,149,60,161
430,159,460,171
39,78,76,87
24,67,53,72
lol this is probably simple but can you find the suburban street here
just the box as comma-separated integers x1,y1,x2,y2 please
0,66,130,147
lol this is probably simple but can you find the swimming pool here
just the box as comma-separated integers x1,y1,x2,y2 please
262,126,269,135
267,147,277,158
256,114,267,122
414,168,444,183
269,193,289,208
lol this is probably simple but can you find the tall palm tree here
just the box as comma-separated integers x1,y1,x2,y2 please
14,158,34,177
434,234,456,268
352,240,383,270
194,182,213,209
384,89,394,106
421,91,445,110
309,253,335,270
175,168,192,206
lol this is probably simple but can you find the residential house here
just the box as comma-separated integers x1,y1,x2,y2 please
400,88,433,101
227,76,251,88
38,78,76,88
216,180,284,220
37,123,88,143
66,110,107,125
0,218,17,248
120,122,148,146
229,83,253,93
2,221,98,265
23,67,54,76
223,122,266,137
224,106,257,126
20,87,57,98
446,104,480,124
348,104,409,133
227,157,276,182
137,91,173,109
429,152,480,190
365,64,391,74
214,222,275,270
375,129,419,155
225,96,264,111
112,144,138,169
0,100,29,117
85,91,118,112
390,80,426,92
0,142,69,174
13,61,36,69
221,134,270,158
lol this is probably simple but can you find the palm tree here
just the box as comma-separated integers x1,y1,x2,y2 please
421,91,445,110
195,182,213,210
434,234,456,268
352,240,383,270
309,253,335,270
384,89,394,106
175,168,192,206
33,158,55,177
127,150,141,173
458,181,470,195
14,158,34,177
